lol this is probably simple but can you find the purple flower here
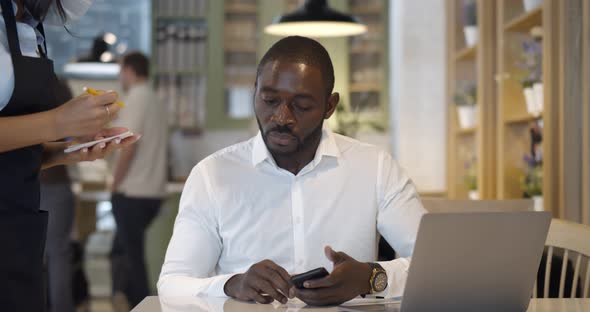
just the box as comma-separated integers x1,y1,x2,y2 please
523,154,537,168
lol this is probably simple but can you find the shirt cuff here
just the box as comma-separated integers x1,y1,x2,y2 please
206,273,240,297
373,258,410,298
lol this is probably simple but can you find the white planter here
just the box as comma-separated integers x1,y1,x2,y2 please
523,87,538,116
463,26,478,47
532,196,544,212
533,82,544,115
468,190,480,200
523,0,543,12
457,105,478,129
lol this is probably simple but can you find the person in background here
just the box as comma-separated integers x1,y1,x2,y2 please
158,36,426,306
0,1,139,311
40,77,76,312
110,51,168,310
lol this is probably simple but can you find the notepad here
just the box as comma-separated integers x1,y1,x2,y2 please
64,131,133,153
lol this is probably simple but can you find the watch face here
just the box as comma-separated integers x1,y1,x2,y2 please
374,272,388,292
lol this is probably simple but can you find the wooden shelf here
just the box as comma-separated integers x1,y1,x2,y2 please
504,112,543,125
225,3,257,14
504,7,543,32
349,83,381,93
457,127,477,135
455,45,477,62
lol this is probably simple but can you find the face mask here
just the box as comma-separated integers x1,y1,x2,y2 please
43,0,93,26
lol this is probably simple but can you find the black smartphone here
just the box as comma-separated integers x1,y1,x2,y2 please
291,267,329,288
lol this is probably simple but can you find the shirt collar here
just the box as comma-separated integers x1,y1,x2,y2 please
1,2,45,49
251,124,341,168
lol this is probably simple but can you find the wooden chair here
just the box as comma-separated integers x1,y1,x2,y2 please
533,219,590,298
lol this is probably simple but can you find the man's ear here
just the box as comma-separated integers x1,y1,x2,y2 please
324,92,340,119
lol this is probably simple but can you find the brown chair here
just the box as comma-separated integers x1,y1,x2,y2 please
533,219,590,298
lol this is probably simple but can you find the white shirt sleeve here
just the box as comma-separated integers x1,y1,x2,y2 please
0,7,43,112
0,16,15,111
157,163,237,297
374,151,426,298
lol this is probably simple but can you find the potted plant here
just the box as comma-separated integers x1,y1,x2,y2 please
331,101,385,138
523,0,543,12
453,81,477,129
521,122,543,211
517,37,543,116
521,158,543,211
464,157,478,200
462,0,478,47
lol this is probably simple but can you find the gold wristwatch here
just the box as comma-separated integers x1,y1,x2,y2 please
368,262,388,293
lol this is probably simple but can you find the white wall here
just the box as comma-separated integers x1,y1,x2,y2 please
169,129,253,179
389,0,447,193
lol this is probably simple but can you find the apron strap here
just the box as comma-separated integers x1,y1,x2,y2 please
35,22,47,58
0,0,22,57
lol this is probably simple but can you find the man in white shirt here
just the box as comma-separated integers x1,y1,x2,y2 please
111,52,167,310
158,36,426,306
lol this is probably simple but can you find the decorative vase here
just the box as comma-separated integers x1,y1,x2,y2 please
457,105,478,129
532,195,544,211
463,26,478,47
468,190,480,200
533,82,543,115
523,87,537,116
523,0,543,12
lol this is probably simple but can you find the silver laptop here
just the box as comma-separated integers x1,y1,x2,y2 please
398,211,551,312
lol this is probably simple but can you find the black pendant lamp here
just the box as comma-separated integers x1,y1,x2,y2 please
264,0,367,37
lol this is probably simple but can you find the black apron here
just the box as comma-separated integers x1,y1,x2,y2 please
0,0,60,310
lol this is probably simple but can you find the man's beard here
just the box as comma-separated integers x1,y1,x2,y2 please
256,117,324,156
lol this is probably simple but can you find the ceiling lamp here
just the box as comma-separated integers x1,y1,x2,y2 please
264,0,367,38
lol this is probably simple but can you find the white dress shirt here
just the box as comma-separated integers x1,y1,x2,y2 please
0,1,44,111
158,127,426,300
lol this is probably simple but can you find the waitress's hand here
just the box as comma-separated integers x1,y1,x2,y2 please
68,127,141,162
51,91,121,140
41,127,141,169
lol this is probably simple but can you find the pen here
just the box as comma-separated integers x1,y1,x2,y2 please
83,87,125,108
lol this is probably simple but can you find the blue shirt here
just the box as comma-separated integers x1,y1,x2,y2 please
0,1,45,111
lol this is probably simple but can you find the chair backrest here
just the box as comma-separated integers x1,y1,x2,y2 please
422,199,534,213
533,219,590,298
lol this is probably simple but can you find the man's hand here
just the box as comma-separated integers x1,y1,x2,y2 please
224,259,294,304
291,246,373,306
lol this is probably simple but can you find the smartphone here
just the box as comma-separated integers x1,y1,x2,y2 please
291,267,329,288
64,131,133,153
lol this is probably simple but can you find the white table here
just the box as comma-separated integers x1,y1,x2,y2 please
131,296,590,312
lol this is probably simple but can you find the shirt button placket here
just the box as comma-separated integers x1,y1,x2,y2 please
291,176,305,273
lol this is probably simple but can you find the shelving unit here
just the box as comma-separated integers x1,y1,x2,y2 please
446,0,497,199
446,0,588,219
348,0,389,124
223,0,259,119
152,0,209,130
496,0,548,204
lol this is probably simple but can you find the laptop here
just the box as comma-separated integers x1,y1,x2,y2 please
342,211,551,312
402,211,551,312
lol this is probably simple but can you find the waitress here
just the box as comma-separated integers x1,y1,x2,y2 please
0,0,139,310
